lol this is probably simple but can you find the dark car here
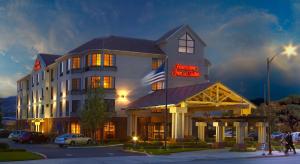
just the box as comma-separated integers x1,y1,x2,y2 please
0,129,11,138
18,132,49,144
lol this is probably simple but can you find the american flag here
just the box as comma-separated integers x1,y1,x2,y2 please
142,62,165,85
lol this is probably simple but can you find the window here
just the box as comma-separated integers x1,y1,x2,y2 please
104,99,115,112
36,106,39,118
87,76,101,89
60,82,63,96
41,105,44,115
32,75,34,86
72,100,80,113
36,90,38,102
50,87,54,100
151,81,164,91
152,58,164,70
59,102,63,117
103,76,114,89
72,78,81,90
104,54,115,66
66,80,69,95
50,104,53,117
72,56,81,69
41,71,44,81
66,101,69,116
50,69,54,81
71,123,80,134
178,33,194,53
86,53,101,67
104,122,115,139
36,73,39,85
41,88,44,100
60,62,64,75
66,58,71,73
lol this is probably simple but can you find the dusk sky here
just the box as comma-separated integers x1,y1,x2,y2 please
0,0,300,100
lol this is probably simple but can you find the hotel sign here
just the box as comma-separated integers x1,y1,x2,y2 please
172,64,200,77
33,59,41,71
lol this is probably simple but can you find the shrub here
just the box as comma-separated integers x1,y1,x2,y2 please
0,142,9,150
0,148,26,152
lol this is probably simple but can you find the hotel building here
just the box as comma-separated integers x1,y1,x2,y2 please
17,25,267,145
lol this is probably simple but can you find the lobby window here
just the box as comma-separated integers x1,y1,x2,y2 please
86,53,101,67
178,33,194,54
152,58,164,70
71,122,80,134
104,122,115,139
103,76,115,89
151,81,164,91
104,54,115,66
72,78,81,91
72,56,81,69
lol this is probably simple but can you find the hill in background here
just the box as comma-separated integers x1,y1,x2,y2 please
0,96,16,117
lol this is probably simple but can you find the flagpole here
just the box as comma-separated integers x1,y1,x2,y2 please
164,56,168,150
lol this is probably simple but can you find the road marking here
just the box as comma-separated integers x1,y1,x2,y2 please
65,153,73,157
107,153,114,156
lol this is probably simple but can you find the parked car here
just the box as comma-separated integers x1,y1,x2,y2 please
8,130,26,142
55,134,93,147
17,132,49,144
271,132,284,139
292,132,300,143
225,130,235,137
248,132,258,140
0,129,11,138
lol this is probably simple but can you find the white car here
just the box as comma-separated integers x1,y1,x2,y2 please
54,133,93,147
292,132,300,143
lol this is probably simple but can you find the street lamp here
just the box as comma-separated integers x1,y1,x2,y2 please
266,43,298,155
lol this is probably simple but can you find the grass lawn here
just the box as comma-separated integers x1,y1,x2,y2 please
0,151,43,162
129,147,208,155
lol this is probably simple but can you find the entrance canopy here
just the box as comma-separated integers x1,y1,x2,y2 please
127,82,256,115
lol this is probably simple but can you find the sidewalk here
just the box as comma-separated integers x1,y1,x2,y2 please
4,149,300,164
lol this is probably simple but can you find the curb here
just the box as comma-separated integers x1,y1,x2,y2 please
32,151,48,159
122,149,151,156
67,144,124,149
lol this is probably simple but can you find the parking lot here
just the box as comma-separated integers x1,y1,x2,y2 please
0,138,144,159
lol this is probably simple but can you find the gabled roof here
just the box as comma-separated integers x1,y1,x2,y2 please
68,35,164,54
156,25,185,44
39,53,61,66
127,82,214,109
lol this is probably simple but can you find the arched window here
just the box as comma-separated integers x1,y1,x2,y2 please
178,33,194,54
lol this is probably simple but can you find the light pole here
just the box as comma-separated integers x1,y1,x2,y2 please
266,43,298,155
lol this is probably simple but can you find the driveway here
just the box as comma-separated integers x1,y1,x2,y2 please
0,138,144,159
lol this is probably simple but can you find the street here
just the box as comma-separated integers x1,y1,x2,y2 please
1,139,144,159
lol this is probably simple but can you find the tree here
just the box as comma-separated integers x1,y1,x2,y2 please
80,87,110,143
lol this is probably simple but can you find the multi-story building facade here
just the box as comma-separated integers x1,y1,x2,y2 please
18,25,252,142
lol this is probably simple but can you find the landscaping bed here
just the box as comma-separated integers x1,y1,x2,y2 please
0,142,44,162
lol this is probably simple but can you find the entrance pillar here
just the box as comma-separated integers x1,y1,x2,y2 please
127,112,138,137
213,122,225,148
196,122,207,141
234,122,248,147
184,114,193,137
256,122,268,146
170,107,187,140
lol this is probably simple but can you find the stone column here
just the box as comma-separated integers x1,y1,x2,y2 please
256,122,268,145
213,122,225,147
170,107,187,140
234,122,248,146
196,122,207,141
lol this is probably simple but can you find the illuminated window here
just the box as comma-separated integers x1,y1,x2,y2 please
104,54,115,66
86,53,101,67
103,76,114,89
178,33,194,54
152,58,164,70
90,76,101,89
104,122,115,139
71,122,80,134
151,81,164,91
72,56,81,69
